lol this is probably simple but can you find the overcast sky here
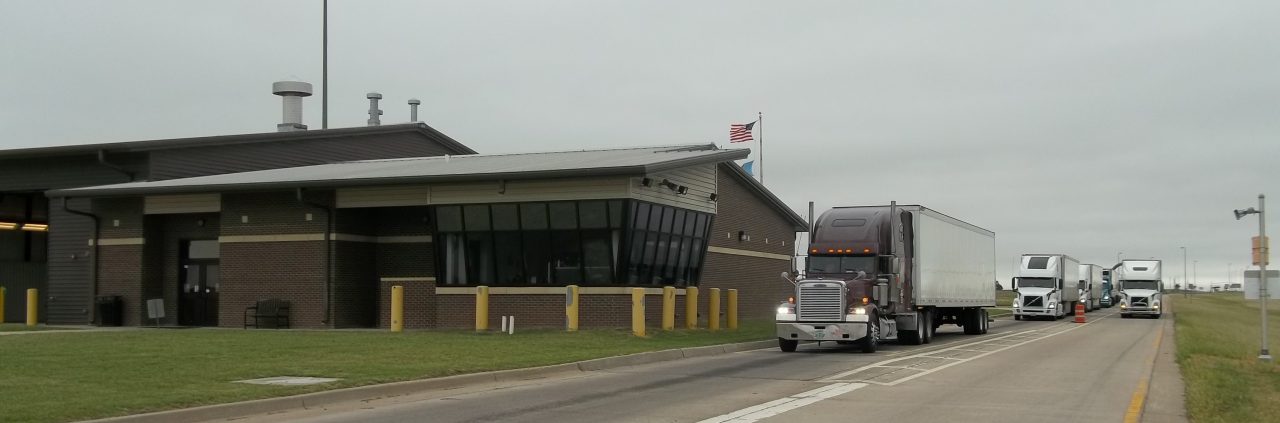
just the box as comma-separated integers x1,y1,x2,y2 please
2,1,1276,287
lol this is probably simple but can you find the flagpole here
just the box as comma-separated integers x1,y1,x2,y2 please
758,111,764,184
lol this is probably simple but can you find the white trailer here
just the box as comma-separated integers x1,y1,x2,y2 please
1080,264,1104,311
777,204,995,353
1118,260,1163,318
1013,254,1081,320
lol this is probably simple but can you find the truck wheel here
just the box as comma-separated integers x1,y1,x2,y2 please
779,338,799,352
1014,314,1022,321
980,309,990,334
1121,314,1130,319
860,318,880,353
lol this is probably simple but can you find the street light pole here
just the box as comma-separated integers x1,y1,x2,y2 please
1235,194,1270,362
1181,246,1188,296
1259,194,1270,361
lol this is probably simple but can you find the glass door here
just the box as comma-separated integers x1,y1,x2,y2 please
178,240,220,326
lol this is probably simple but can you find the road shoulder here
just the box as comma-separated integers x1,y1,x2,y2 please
1142,312,1188,423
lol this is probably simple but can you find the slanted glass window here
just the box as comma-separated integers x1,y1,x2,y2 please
1027,257,1050,269
435,200,712,287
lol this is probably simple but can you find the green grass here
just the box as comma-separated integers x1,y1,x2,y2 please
1169,293,1280,423
996,290,1015,307
0,321,773,423
0,323,73,332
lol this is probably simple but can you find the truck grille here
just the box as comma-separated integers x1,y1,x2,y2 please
1023,296,1043,307
1131,297,1148,307
798,284,844,321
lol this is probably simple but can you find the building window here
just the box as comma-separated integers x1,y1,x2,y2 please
435,199,711,287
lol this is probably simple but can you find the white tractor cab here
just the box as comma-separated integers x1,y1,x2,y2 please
1079,264,1104,312
1013,254,1081,320
1117,260,1163,319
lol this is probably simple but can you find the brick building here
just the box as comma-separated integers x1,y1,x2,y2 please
4,110,804,329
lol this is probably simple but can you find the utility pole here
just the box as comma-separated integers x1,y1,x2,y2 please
1182,246,1188,297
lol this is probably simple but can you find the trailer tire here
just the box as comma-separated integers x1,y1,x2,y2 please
980,309,990,334
922,309,935,344
1014,314,1022,321
779,338,799,352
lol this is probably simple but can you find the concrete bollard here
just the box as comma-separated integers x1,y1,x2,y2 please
662,286,675,331
390,285,404,332
708,288,721,331
727,289,738,330
26,288,37,327
476,286,489,332
566,285,579,332
632,288,646,337
685,287,699,329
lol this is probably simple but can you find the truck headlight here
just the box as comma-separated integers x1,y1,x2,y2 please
851,307,867,315
777,306,790,315
1012,302,1019,308
1048,303,1056,308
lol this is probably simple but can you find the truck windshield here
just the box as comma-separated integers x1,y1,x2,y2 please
1018,277,1055,288
1122,281,1160,291
808,256,875,275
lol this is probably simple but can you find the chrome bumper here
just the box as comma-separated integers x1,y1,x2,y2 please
776,320,869,342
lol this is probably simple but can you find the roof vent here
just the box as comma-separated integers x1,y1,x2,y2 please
272,81,313,132
408,98,421,122
367,92,383,126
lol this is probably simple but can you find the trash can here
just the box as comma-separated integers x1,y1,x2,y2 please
96,296,123,326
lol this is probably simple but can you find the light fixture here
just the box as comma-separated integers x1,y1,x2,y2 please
1235,207,1258,220
708,193,718,201
0,222,18,230
676,185,689,195
658,179,679,191
738,230,747,241
20,223,48,232
640,177,653,187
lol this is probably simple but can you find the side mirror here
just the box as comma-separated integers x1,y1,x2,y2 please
780,271,795,286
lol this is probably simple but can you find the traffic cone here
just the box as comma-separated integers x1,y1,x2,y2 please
1074,303,1086,323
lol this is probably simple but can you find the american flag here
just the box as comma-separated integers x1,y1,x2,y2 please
729,121,756,143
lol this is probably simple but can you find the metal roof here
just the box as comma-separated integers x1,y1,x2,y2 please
50,144,748,197
0,123,476,159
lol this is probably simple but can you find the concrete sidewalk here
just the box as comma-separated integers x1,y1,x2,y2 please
0,325,138,335
1141,309,1188,423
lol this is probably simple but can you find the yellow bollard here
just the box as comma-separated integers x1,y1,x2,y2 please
661,286,675,331
26,288,38,327
727,289,738,330
685,286,699,329
0,286,6,324
391,285,404,332
565,285,579,332
475,285,489,332
708,288,721,331
632,288,646,337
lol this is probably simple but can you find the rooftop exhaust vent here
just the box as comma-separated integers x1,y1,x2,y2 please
408,98,421,122
272,81,313,132
367,92,383,126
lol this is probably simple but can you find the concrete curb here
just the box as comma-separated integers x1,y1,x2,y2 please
84,339,776,423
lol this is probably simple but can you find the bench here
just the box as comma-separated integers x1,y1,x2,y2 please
244,299,291,329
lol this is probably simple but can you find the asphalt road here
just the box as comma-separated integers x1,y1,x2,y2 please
225,308,1168,423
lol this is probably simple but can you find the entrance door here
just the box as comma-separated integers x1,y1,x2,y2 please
178,240,220,326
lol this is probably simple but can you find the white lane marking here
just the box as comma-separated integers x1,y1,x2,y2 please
820,310,1117,385
695,382,868,423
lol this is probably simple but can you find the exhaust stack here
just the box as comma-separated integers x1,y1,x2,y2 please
272,81,313,132
408,98,421,122
367,92,383,126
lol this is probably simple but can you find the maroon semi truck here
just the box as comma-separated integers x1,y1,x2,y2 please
775,203,997,352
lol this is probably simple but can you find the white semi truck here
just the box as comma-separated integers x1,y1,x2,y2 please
1012,254,1081,320
1117,259,1163,318
776,204,996,353
1080,264,1103,311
